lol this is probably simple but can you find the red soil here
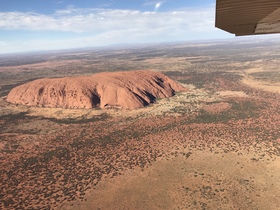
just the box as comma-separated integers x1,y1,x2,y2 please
203,102,231,114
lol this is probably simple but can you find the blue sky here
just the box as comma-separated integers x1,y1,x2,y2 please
0,0,233,54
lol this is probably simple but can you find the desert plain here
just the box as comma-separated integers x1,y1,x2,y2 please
0,39,280,209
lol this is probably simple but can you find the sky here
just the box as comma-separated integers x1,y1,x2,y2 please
0,0,234,54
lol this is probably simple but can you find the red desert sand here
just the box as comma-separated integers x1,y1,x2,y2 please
6,70,186,109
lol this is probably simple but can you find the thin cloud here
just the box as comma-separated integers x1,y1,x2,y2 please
144,0,166,11
155,2,162,11
98,0,115,8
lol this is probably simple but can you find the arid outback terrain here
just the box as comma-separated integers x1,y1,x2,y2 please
1,39,280,210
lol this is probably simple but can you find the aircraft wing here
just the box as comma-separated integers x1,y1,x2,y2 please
216,0,280,36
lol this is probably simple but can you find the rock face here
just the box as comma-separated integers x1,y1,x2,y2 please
7,70,186,109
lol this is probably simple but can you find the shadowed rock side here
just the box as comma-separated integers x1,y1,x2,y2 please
6,70,186,109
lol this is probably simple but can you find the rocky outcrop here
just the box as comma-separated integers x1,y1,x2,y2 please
7,70,186,109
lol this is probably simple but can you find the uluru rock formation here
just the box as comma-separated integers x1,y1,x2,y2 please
7,70,186,109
